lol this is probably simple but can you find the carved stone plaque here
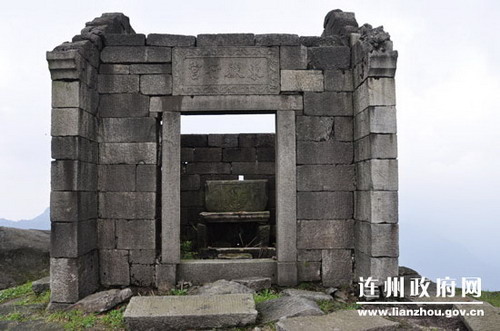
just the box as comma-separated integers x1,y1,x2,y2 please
172,47,280,95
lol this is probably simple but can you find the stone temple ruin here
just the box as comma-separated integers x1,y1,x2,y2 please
48,9,398,306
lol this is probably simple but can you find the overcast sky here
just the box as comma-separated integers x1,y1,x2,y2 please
1,0,499,289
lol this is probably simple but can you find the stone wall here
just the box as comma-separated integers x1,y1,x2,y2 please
180,134,276,244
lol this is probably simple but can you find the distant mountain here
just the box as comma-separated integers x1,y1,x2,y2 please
0,208,50,230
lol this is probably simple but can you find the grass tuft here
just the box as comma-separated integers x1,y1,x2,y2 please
253,288,281,304
46,310,97,331
101,306,126,329
0,282,33,304
318,299,360,313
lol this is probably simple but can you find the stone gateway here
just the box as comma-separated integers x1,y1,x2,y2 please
48,9,399,306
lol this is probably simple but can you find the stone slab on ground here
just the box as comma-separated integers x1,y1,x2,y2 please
189,279,255,295
0,319,64,331
455,301,500,331
69,288,132,313
232,277,272,291
256,296,323,324
276,309,400,331
282,288,333,302
124,294,257,330
32,276,50,295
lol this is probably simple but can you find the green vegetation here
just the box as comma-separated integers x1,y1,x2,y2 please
317,299,360,314
476,291,500,307
169,288,188,296
253,288,281,304
101,306,126,329
180,240,197,260
0,312,28,322
47,310,98,330
0,282,33,304
15,290,50,306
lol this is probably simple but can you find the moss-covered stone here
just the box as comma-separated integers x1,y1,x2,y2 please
205,180,268,212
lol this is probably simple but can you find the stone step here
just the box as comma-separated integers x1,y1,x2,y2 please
124,294,257,330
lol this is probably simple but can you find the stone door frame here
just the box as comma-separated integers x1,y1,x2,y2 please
158,95,301,286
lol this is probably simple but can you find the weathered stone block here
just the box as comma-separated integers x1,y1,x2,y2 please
280,46,307,70
297,262,321,282
99,142,157,164
322,249,352,287
297,250,322,262
297,220,354,249
97,219,115,249
239,134,275,148
357,160,398,191
353,51,398,88
307,47,350,70
99,192,156,219
50,191,97,222
334,116,353,142
304,92,353,116
299,36,339,47
51,137,98,163
297,165,355,191
156,264,177,290
98,165,135,191
136,165,158,192
323,10,358,36
232,162,274,175
208,134,239,148
193,148,222,162
101,46,172,63
197,34,254,46
140,74,172,95
186,162,231,174
297,191,352,220
51,160,97,191
296,140,353,165
129,249,156,264
99,117,158,143
356,222,399,257
130,264,155,287
99,93,149,117
324,70,353,92
116,220,156,249
257,148,275,162
181,134,208,147
104,34,145,46
354,106,397,140
281,70,324,92
51,220,96,258
100,249,130,286
181,191,204,208
255,34,299,46
52,81,83,109
147,34,196,47
172,47,279,95
181,175,201,191
355,134,397,161
51,108,96,140
181,148,194,162
100,64,130,75
223,148,256,162
296,116,334,141
130,64,172,74
353,78,396,114
355,191,398,223
355,251,398,283
98,74,139,93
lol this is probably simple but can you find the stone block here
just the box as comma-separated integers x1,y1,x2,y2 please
98,74,139,93
297,165,355,191
297,220,354,249
257,148,275,162
356,222,399,257
322,249,353,287
99,64,130,75
353,51,398,88
116,220,156,249
208,134,238,148
186,162,231,174
280,46,307,70
99,93,149,117
50,191,97,222
51,160,97,191
99,192,156,219
104,34,145,46
99,117,158,143
131,264,155,287
307,46,350,70
257,296,322,324
303,92,353,116
297,250,322,262
197,34,255,46
356,159,398,191
239,134,275,148
129,249,156,264
101,46,172,63
156,264,177,290
181,191,204,208
140,74,172,95
51,108,96,141
98,165,135,191
354,134,397,161
355,191,398,223
51,136,98,163
147,34,196,46
354,106,397,140
277,262,297,286
296,116,334,141
299,36,339,47
99,249,130,286
231,162,274,175
223,148,256,162
297,262,321,282
355,251,398,283
99,142,157,164
136,165,158,192
353,78,396,114
281,70,324,92
296,140,353,165
97,219,115,249
194,147,222,162
181,148,194,162
324,69,353,92
51,219,96,258
130,64,172,74
334,116,353,141
181,134,208,147
52,81,84,109
255,34,299,46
